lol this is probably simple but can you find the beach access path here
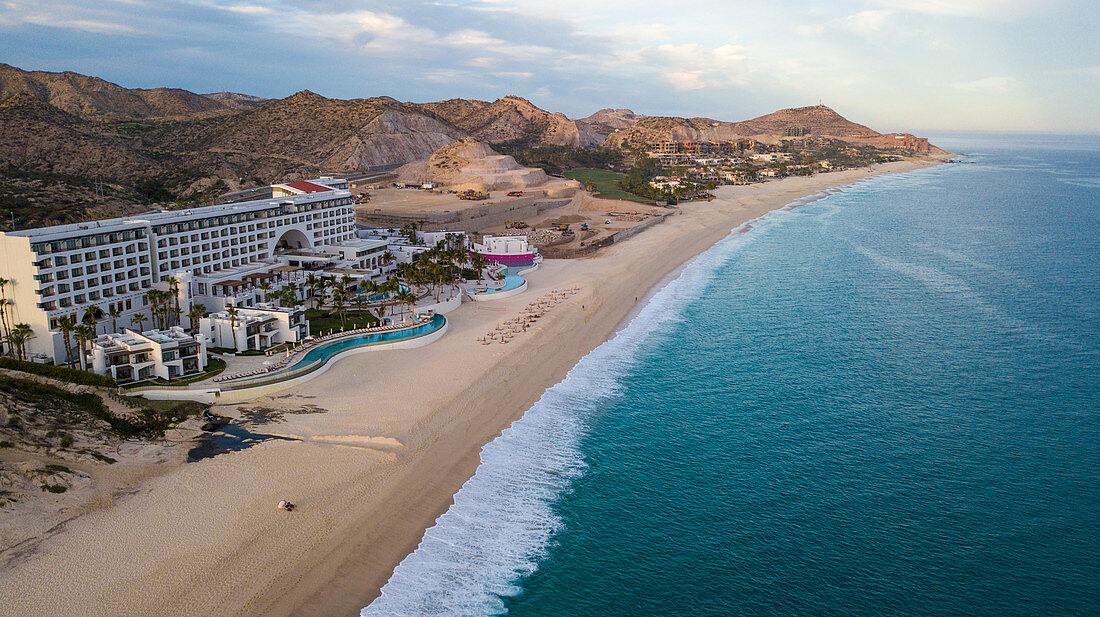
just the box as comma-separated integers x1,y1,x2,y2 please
0,157,947,617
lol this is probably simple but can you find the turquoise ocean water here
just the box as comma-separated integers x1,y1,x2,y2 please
362,134,1100,616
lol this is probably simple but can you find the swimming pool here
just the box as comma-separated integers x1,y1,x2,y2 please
221,314,447,390
290,313,446,369
468,274,526,295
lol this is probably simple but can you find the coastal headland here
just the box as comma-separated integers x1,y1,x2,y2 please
0,156,946,617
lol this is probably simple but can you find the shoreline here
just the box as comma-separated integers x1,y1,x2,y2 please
0,156,949,617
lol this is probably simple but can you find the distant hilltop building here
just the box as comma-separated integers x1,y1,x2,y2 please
783,127,811,137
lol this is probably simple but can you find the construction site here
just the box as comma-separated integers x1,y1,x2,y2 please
352,137,677,257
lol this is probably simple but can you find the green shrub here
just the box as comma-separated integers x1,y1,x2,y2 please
0,375,167,439
42,484,67,494
0,357,117,387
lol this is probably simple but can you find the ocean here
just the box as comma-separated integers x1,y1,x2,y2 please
362,134,1100,617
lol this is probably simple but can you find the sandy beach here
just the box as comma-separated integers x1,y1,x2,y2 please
0,157,946,617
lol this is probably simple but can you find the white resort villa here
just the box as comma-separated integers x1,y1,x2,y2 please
90,326,208,384
199,303,308,353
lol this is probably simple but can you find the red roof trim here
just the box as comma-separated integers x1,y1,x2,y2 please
284,180,332,193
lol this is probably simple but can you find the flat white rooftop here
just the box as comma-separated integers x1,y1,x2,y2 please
4,187,350,240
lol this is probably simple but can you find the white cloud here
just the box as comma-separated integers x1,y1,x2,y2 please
442,29,505,48
219,5,276,16
843,10,892,35
795,24,825,36
612,42,750,92
289,9,439,53
0,0,140,34
953,76,1019,93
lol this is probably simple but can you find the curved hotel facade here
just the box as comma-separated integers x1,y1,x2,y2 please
0,179,388,365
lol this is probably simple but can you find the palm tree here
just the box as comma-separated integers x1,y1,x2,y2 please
56,316,76,368
259,281,273,304
8,323,33,361
396,290,418,322
331,281,348,330
130,310,148,333
167,278,181,326
73,323,92,370
225,306,240,350
284,282,300,307
82,305,104,336
305,273,319,308
0,277,12,354
380,250,395,272
144,289,162,329
0,299,14,357
187,305,207,336
108,305,121,334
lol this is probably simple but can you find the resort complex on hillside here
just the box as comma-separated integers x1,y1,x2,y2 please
0,177,373,366
0,176,553,393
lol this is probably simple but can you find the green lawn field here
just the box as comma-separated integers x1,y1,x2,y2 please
563,168,653,204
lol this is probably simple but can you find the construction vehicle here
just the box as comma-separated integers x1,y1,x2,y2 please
457,189,489,201
506,221,529,229
580,223,589,231
556,224,570,232
506,190,525,196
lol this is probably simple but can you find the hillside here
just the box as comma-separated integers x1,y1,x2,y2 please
201,92,268,110
603,116,742,149
734,105,880,138
0,92,167,226
0,63,243,120
605,105,889,149
414,95,601,147
165,90,464,176
576,108,645,141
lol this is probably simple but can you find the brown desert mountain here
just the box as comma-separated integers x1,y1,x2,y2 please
734,105,879,137
414,95,602,147
166,90,464,176
0,63,241,120
576,108,646,141
0,63,935,228
201,91,269,110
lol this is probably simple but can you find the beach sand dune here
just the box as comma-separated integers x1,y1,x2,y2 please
0,158,945,617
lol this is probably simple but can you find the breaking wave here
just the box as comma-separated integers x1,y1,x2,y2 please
360,190,862,616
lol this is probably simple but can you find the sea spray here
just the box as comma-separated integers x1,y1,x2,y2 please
359,205,813,617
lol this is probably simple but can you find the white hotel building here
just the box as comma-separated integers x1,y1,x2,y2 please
0,178,385,365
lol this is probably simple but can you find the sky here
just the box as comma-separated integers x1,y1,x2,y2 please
1,0,1098,133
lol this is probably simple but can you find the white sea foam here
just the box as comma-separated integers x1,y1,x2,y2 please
360,180,893,617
